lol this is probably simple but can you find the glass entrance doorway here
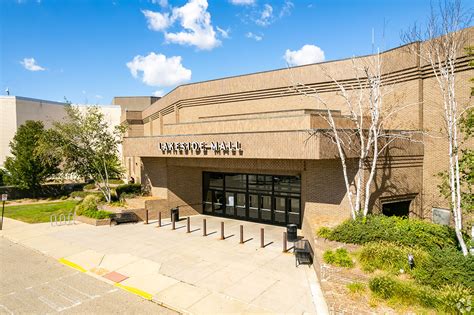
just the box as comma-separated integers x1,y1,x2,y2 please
203,172,301,227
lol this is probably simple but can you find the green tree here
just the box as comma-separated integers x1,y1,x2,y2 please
42,105,125,203
0,168,6,186
4,120,60,191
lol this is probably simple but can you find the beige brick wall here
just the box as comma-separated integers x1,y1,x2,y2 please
121,27,473,238
139,156,424,238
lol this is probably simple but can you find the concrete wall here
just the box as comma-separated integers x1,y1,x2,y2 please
0,96,122,167
0,97,17,169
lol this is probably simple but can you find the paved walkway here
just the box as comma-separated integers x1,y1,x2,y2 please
1,215,328,314
0,238,175,314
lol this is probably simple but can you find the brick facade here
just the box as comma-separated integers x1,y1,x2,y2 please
118,27,473,239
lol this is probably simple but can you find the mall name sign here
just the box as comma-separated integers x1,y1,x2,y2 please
159,141,242,153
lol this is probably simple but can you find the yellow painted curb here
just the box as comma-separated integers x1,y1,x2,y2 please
58,258,87,273
114,283,153,300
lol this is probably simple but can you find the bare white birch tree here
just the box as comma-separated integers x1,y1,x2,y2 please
290,51,419,219
403,0,472,256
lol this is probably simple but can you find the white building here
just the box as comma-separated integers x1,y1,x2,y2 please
0,96,122,167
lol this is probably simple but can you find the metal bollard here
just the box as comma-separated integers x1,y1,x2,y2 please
220,222,224,240
260,228,264,248
145,209,149,224
283,232,287,252
172,214,176,230
187,217,190,233
239,225,244,244
203,219,207,236
158,212,162,227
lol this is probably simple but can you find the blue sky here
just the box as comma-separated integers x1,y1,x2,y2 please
1,0,472,104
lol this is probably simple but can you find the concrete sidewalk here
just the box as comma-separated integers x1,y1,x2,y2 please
1,216,328,314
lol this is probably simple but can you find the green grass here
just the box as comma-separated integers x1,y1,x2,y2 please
3,200,79,223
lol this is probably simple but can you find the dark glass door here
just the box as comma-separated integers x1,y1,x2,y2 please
204,190,213,213
260,195,272,223
235,193,247,218
213,190,225,215
203,172,301,227
288,197,300,225
225,192,235,216
274,196,287,225
248,194,259,220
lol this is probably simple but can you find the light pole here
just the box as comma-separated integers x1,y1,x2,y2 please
0,194,7,230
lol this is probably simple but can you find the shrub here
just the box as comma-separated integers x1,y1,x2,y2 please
369,275,473,312
441,284,473,314
413,247,474,290
81,209,112,219
323,248,354,268
325,215,458,252
70,191,104,201
317,226,332,238
116,184,141,199
75,195,99,215
108,179,124,185
346,282,366,295
359,241,429,274
75,195,112,219
83,183,96,190
369,275,397,299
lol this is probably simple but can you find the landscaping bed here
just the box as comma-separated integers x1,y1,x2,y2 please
316,215,473,314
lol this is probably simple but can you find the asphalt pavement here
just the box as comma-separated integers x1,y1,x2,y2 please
0,238,176,315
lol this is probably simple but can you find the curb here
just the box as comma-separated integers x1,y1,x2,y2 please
58,258,87,273
114,283,153,301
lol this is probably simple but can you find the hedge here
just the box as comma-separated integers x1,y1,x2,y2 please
320,215,458,252
115,184,142,199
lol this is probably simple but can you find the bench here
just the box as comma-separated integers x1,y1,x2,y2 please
294,239,313,267
110,212,139,226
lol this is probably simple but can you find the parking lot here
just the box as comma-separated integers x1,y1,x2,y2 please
0,238,174,314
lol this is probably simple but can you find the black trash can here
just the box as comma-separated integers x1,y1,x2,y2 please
287,224,298,242
170,207,180,222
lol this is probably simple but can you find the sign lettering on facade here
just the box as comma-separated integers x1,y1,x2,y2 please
159,141,242,153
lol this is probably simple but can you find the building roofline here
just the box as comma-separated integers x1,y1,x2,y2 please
0,95,120,108
159,41,419,98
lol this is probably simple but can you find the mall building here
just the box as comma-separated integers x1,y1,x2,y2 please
117,28,472,238
0,96,121,168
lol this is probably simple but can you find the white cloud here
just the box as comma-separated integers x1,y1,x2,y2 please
143,0,224,50
151,0,168,7
126,52,192,87
95,95,103,99
153,90,165,97
142,9,172,31
20,58,46,71
255,4,273,26
229,0,255,5
284,45,325,66
216,26,230,39
165,0,220,50
246,32,262,41
279,0,293,18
